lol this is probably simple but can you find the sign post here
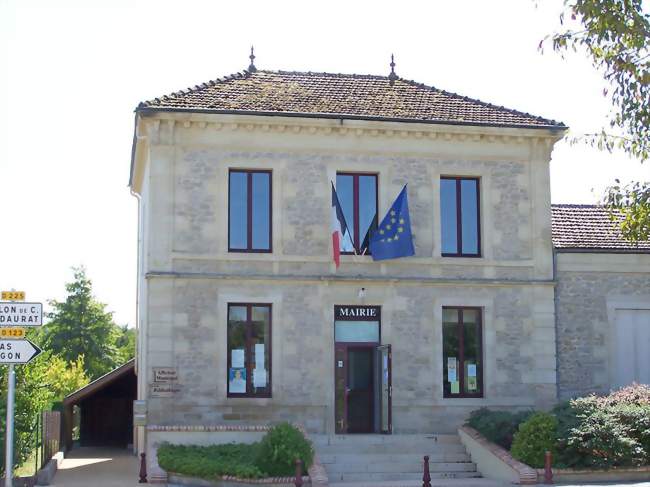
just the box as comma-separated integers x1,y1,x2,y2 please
1,292,42,487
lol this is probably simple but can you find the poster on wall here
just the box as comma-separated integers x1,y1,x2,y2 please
467,363,477,378
229,368,246,393
451,381,460,394
254,344,265,369
253,368,267,388
231,349,245,368
447,357,457,382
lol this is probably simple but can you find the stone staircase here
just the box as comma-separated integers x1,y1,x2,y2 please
312,433,489,486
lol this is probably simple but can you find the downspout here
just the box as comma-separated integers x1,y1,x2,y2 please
129,111,144,456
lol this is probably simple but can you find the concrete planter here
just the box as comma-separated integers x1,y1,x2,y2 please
536,466,650,484
168,472,310,487
458,426,537,484
459,425,650,485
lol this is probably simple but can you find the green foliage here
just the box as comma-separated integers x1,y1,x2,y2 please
604,180,650,242
511,412,558,468
554,386,650,469
157,443,265,479
0,350,85,475
604,382,650,406
545,1,650,242
548,0,649,162
157,424,313,481
256,422,314,476
115,325,136,364
466,408,533,450
562,396,646,468
42,266,125,380
43,355,90,399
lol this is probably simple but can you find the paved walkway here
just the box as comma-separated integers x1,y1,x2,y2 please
51,447,141,487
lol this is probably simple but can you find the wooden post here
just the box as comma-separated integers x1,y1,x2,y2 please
544,450,553,484
139,452,147,483
422,455,431,487
294,459,303,487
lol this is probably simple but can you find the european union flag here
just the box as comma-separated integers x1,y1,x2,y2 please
369,185,415,261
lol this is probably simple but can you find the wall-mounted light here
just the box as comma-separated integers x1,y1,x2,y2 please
358,287,366,300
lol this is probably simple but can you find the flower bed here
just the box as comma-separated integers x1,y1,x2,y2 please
157,422,314,485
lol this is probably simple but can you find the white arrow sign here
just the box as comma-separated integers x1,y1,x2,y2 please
0,302,42,327
0,339,42,364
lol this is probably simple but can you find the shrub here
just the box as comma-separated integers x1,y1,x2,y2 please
466,408,532,450
157,442,265,479
511,412,558,468
256,423,314,477
556,395,649,469
604,383,650,407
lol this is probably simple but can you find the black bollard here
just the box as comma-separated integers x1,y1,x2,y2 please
422,455,431,487
139,452,148,483
294,458,303,487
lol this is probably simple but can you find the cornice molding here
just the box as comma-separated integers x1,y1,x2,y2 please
140,113,562,147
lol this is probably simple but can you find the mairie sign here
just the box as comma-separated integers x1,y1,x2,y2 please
0,339,42,364
0,302,42,326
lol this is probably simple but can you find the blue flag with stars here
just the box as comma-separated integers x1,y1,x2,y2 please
369,185,415,261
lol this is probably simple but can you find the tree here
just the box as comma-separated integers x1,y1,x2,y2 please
0,351,88,476
115,325,136,364
42,267,122,380
546,0,649,241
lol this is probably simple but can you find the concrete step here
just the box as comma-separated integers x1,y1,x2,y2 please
324,461,477,474
329,479,505,487
315,443,468,454
319,452,471,464
312,434,460,446
329,471,483,482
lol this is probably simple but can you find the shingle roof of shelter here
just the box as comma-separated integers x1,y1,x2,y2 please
552,204,650,253
137,70,566,129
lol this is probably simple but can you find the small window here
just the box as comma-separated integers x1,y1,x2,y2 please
229,170,271,252
440,177,480,256
336,173,378,254
227,303,271,397
442,307,483,398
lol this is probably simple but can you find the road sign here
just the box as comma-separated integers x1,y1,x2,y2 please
0,339,42,364
0,328,26,339
1,291,25,301
0,302,42,326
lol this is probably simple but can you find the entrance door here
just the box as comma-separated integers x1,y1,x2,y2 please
335,344,375,433
334,343,393,434
334,305,382,434
347,347,374,433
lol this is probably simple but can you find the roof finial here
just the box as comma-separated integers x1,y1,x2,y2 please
388,54,398,85
248,46,257,73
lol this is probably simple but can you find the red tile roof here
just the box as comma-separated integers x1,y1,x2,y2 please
552,204,650,252
137,70,565,129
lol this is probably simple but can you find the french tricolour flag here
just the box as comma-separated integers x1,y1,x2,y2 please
331,182,348,268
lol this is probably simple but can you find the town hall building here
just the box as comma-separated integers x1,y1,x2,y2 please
128,55,650,481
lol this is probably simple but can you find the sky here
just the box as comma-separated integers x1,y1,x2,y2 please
0,0,647,327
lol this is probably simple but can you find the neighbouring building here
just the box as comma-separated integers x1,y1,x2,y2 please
128,56,650,478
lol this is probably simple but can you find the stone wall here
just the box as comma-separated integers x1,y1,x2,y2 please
145,277,556,434
556,252,650,399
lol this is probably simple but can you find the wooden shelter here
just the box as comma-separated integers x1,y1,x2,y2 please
62,359,136,450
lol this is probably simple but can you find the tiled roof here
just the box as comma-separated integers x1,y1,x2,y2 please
137,70,565,129
552,204,650,252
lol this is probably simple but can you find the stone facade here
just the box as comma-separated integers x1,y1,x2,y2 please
131,113,563,446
